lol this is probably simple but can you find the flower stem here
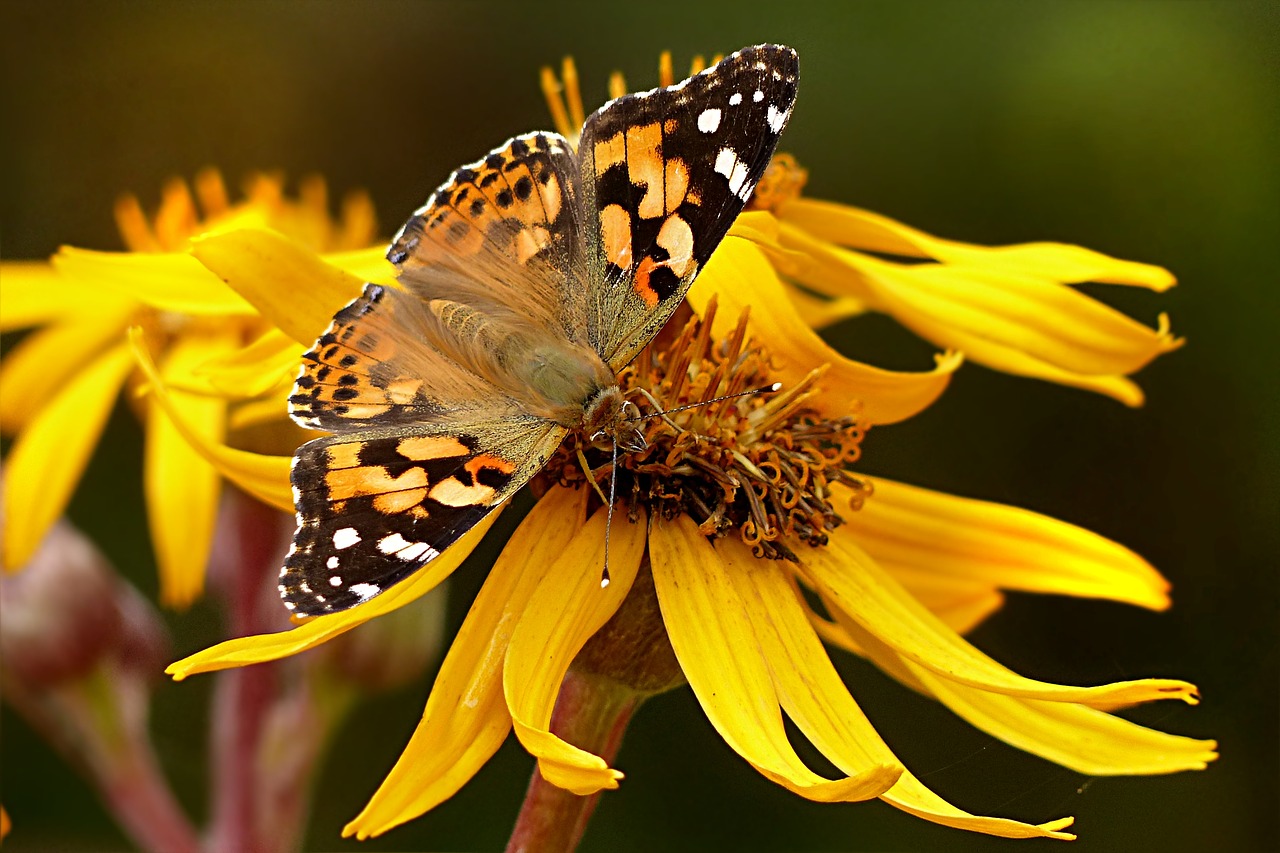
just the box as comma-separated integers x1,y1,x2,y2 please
100,729,203,853
505,670,639,853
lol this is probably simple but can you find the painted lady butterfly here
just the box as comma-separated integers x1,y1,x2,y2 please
281,45,799,615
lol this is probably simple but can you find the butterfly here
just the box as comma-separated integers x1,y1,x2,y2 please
280,44,799,615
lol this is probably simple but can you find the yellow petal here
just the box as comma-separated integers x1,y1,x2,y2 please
346,487,586,839
0,310,132,433
324,246,398,287
52,247,256,315
779,198,1176,291
907,657,1217,775
692,236,962,425
649,515,902,803
145,335,231,608
194,328,300,400
842,479,1171,610
746,561,1075,839
191,229,365,347
804,532,1200,708
129,329,294,512
504,503,647,796
167,511,497,679
2,344,134,572
0,262,134,331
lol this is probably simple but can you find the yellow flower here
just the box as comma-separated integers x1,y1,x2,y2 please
154,222,1212,843
0,171,382,606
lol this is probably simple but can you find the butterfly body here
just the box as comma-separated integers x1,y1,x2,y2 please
281,45,799,615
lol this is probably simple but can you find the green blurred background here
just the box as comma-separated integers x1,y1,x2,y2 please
2,1,1275,850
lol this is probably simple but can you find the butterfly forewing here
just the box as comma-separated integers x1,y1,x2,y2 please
281,45,799,616
578,44,799,369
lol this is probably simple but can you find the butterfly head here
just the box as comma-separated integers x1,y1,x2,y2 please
583,385,646,452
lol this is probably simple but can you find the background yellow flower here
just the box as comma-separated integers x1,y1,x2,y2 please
1,3,1273,851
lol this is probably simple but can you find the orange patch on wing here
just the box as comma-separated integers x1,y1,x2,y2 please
626,122,667,219
337,403,392,419
541,175,562,221
326,443,363,469
397,435,471,461
384,377,423,405
663,159,690,215
515,225,551,264
633,258,661,308
373,488,429,514
429,477,497,507
593,131,626,173
600,204,633,268
325,465,428,500
467,453,516,477
656,214,696,278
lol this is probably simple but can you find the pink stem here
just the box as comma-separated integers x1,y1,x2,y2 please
101,732,203,853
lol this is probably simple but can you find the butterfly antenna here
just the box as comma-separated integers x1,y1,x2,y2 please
629,382,782,424
601,436,617,589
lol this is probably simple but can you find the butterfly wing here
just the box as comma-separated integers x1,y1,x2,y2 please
577,44,799,370
282,417,565,615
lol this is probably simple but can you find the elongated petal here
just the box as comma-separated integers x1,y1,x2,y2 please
0,309,132,432
744,560,1075,839
52,247,256,316
0,262,134,331
2,345,134,571
779,198,1176,291
692,237,962,425
191,229,365,346
129,329,294,511
504,504,647,796
650,516,902,802
194,328,300,400
145,335,230,607
324,246,398,287
909,656,1217,775
804,533,1200,708
167,511,497,679
346,487,586,839
842,479,1170,610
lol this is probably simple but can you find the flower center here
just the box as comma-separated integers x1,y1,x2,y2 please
540,297,871,561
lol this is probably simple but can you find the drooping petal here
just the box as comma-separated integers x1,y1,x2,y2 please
803,533,1200,708
0,309,133,433
504,503,647,796
145,334,231,608
777,224,1180,406
2,344,134,572
841,479,1171,610
194,328,300,400
130,329,294,512
191,229,365,346
167,512,498,679
778,198,1176,291
345,487,586,839
0,262,133,331
649,515,901,803
744,560,1075,839
52,247,256,316
691,236,962,425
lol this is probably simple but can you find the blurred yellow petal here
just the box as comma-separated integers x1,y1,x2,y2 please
504,503,646,796
0,262,135,330
191,229,365,347
52,247,256,316
0,309,132,433
145,334,231,608
2,344,134,572
750,561,1075,839
346,487,586,839
129,329,293,512
805,533,1200,708
195,328,300,400
650,516,901,803
779,198,1176,291
842,479,1171,610
167,511,497,679
324,246,398,287
692,237,962,425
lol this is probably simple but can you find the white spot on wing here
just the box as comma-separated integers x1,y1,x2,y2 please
697,108,722,133
729,92,743,106
349,583,381,602
329,576,342,587
377,532,410,554
714,147,750,198
326,555,339,570
767,104,791,133
333,527,360,549
753,89,764,103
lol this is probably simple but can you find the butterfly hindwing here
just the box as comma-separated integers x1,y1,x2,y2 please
578,44,799,370
282,418,566,615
